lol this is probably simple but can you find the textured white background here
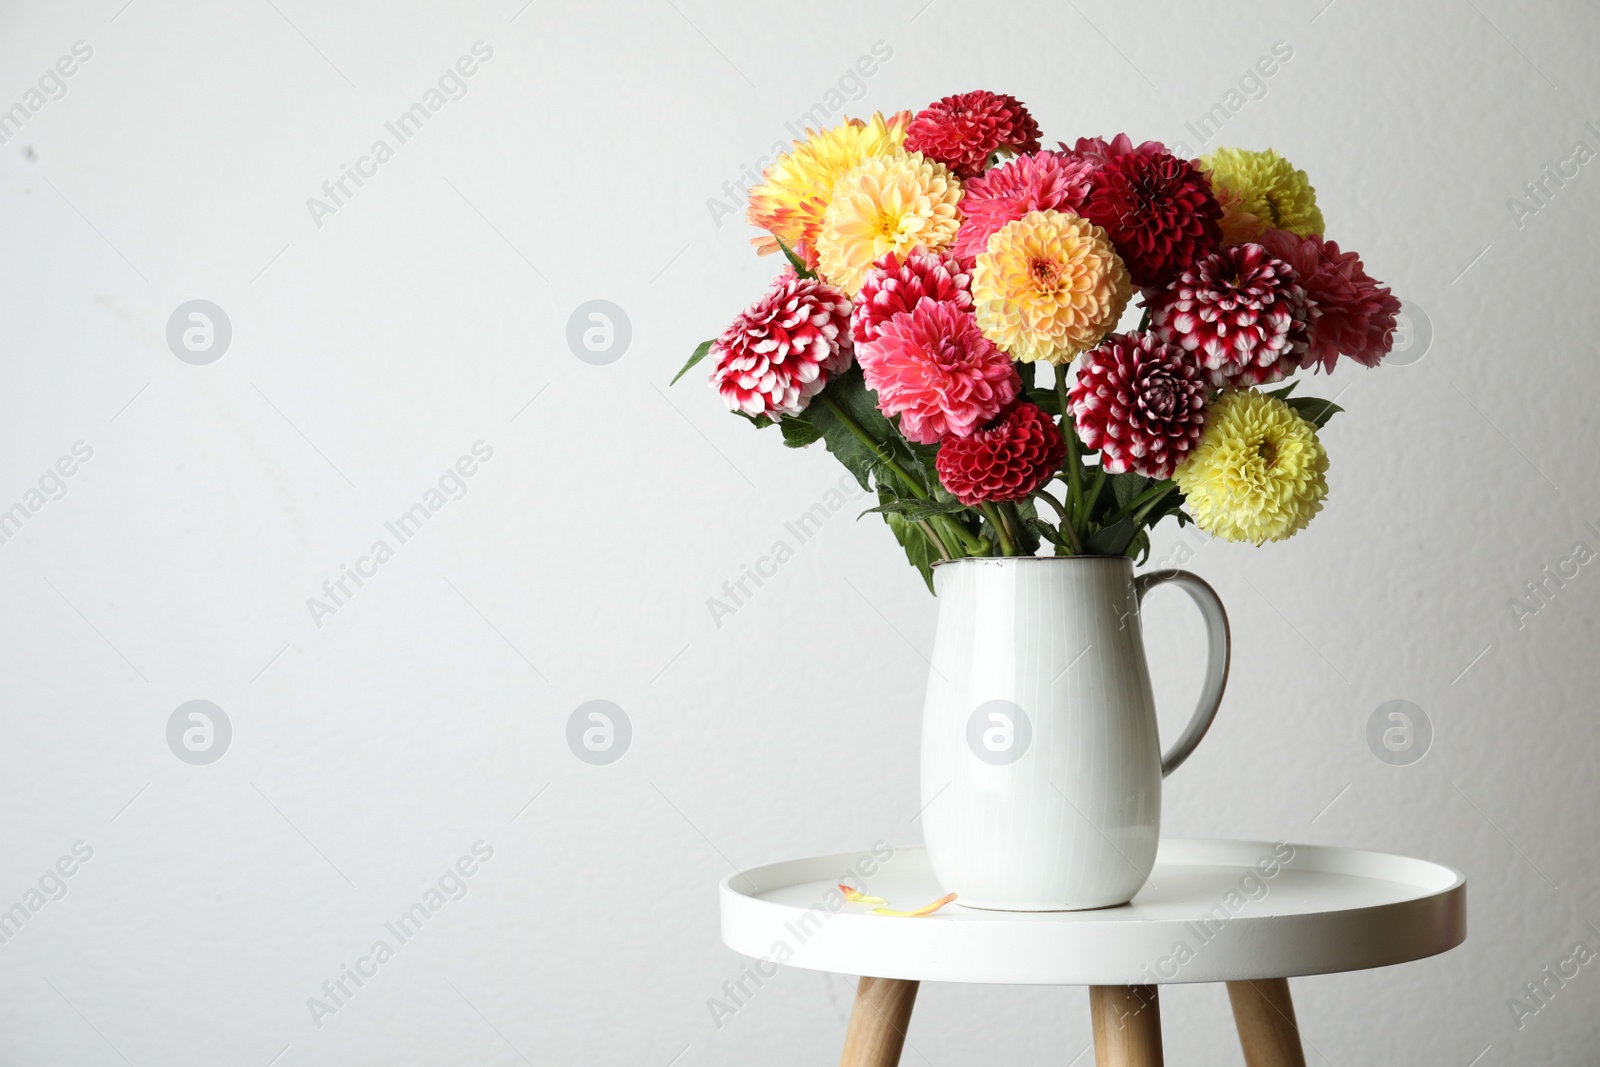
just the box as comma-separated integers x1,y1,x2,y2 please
1,0,1597,1063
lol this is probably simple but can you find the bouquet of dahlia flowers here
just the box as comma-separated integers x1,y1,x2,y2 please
675,91,1401,589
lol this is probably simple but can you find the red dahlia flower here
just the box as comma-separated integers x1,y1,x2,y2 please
1069,332,1209,480
852,248,972,346
1149,243,1314,388
905,91,1042,179
1079,141,1223,289
936,401,1065,506
1256,228,1401,372
711,272,853,419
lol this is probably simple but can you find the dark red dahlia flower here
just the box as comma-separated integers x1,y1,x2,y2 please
1079,142,1223,290
905,91,1042,180
935,401,1064,506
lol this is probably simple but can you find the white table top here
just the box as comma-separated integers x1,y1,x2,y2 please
719,840,1465,985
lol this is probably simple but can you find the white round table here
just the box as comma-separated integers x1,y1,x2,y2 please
719,839,1465,1066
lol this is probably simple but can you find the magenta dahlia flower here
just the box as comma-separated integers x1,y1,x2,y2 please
1257,228,1401,372
951,151,1096,266
1078,141,1222,290
851,248,972,346
858,299,1020,443
936,401,1065,506
710,272,853,419
1069,332,1209,479
1149,243,1313,388
905,91,1042,179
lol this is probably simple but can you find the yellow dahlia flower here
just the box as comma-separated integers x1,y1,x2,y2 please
1175,390,1328,544
746,111,912,265
814,153,963,295
1201,147,1324,238
972,209,1132,365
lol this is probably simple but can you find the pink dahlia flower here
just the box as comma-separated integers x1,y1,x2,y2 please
906,91,1042,179
851,248,972,346
710,272,853,419
858,299,1020,443
1149,243,1314,388
1069,331,1208,479
951,151,1096,266
1257,228,1401,371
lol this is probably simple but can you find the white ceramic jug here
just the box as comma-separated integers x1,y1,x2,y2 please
920,556,1230,911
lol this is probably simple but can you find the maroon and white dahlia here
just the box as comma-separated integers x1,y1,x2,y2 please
936,401,1064,506
905,91,1042,179
710,272,853,419
1149,243,1314,388
851,248,972,346
1069,332,1209,479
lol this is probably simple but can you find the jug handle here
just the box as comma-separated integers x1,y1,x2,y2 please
1134,569,1231,778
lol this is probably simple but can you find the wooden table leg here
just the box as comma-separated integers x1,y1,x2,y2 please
1090,985,1163,1066
1227,978,1307,1067
839,976,919,1067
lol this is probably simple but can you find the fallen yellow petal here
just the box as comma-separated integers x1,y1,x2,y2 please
871,892,957,917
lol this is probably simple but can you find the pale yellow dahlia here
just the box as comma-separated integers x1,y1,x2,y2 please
746,111,912,265
972,209,1132,365
1174,390,1328,544
814,153,963,295
1201,147,1324,238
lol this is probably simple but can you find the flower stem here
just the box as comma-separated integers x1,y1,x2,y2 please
1030,490,1068,521
980,502,1018,555
1083,465,1106,522
917,519,952,560
1054,364,1087,555
817,393,928,501
999,501,1027,554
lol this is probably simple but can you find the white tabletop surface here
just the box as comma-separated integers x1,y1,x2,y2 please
719,839,1466,985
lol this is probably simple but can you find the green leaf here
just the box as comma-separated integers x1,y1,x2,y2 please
860,498,969,522
1084,515,1138,555
1108,471,1151,510
806,367,908,492
775,239,815,279
1026,516,1069,548
1029,387,1062,416
778,412,820,448
878,486,938,593
1286,395,1343,429
671,339,715,386
735,411,774,429
1264,380,1299,400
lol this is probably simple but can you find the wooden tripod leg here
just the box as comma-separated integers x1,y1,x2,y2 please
1089,985,1164,1066
1227,978,1307,1067
839,976,919,1067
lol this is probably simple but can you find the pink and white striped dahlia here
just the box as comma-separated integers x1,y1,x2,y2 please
858,299,1019,444
951,151,1096,267
1149,243,1313,388
710,272,853,419
851,248,972,347
1069,331,1209,480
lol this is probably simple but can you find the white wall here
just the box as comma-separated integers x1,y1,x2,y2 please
2,0,1597,1063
